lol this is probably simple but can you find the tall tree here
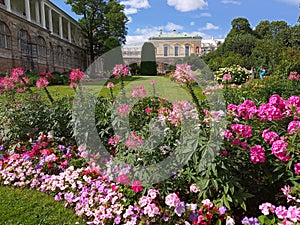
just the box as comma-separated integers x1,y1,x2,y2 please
65,0,128,62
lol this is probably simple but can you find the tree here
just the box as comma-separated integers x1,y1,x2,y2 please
140,42,157,75
66,0,128,62
227,17,253,37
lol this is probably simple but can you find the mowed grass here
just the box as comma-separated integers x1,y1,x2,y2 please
0,186,86,225
39,75,204,102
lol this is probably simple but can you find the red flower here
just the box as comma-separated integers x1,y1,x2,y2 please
132,180,143,193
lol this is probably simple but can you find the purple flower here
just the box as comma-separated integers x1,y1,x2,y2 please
219,206,227,215
58,145,66,151
0,145,4,151
242,216,260,225
175,201,185,216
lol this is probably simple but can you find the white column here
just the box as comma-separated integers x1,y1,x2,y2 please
68,22,72,42
25,0,31,21
35,0,40,23
59,15,63,39
48,8,53,32
4,0,11,11
40,0,46,28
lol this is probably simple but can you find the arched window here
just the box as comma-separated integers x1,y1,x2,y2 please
185,44,190,56
56,45,63,62
19,29,30,54
37,36,46,57
174,44,180,56
163,45,169,56
0,21,11,49
65,49,71,67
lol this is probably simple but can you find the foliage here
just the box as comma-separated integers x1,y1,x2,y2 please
203,17,300,73
65,0,128,61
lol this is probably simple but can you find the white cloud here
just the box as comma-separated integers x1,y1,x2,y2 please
165,22,184,31
124,7,138,14
121,0,150,8
126,22,184,45
220,0,241,5
200,23,219,30
167,0,208,12
200,12,212,17
275,0,299,5
190,21,195,26
121,0,150,14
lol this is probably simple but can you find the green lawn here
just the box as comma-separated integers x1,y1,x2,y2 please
0,186,86,225
40,75,204,102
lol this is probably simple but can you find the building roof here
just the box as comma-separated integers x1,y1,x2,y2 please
149,30,202,40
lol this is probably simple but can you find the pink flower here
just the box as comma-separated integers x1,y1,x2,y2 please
132,180,143,193
36,77,49,88
294,163,300,175
286,206,300,222
259,202,276,215
145,108,152,114
39,72,53,79
287,121,300,135
250,145,266,164
11,68,24,80
222,73,232,81
143,203,160,217
262,129,279,144
224,130,234,140
231,124,252,139
271,140,290,162
165,193,180,208
107,82,115,89
139,196,152,207
172,63,196,84
125,132,143,149
148,189,159,199
190,184,200,193
69,68,84,87
150,80,156,85
131,86,147,98
116,174,130,185
275,206,288,219
108,135,120,147
118,104,131,117
112,64,129,78
258,103,284,121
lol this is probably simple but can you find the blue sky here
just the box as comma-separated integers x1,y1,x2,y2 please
51,0,299,44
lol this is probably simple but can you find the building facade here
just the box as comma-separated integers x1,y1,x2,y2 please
0,0,86,74
149,30,202,64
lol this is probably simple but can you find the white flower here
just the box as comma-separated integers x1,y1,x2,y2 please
226,216,235,225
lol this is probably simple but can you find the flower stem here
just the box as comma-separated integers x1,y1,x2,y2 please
43,86,54,103
187,83,204,120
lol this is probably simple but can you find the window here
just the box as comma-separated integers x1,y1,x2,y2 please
0,21,11,49
163,45,169,56
19,29,30,54
185,44,190,56
37,36,46,57
56,45,63,62
66,49,71,67
174,45,179,56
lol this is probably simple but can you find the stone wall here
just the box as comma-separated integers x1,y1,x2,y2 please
0,8,86,74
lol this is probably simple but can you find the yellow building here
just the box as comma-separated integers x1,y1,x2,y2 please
149,30,202,61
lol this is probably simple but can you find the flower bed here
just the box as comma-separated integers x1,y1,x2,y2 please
0,67,300,225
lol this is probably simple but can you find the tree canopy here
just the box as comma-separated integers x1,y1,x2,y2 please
203,17,300,78
66,0,128,62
